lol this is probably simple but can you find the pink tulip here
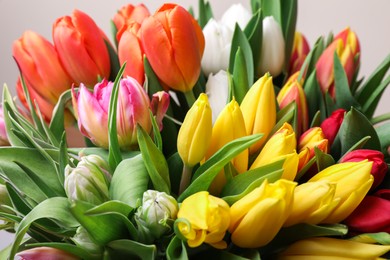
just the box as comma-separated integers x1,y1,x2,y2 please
150,91,170,131
15,247,79,260
320,108,346,146
0,106,9,146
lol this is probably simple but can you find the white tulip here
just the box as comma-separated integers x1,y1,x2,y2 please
220,3,252,32
205,70,229,124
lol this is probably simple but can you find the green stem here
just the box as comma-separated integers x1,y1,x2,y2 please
184,90,196,108
371,112,390,125
179,164,193,195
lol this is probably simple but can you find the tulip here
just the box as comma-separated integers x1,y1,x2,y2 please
220,3,252,32
72,227,102,256
140,4,205,93
278,237,390,259
0,106,9,146
72,77,151,149
229,179,296,248
64,154,110,205
250,123,299,181
205,70,229,124
177,93,212,167
53,9,111,86
204,99,248,195
240,73,276,154
284,181,340,227
298,127,328,157
117,22,145,85
135,190,178,243
150,91,170,131
288,32,310,76
320,108,346,146
15,247,80,260
258,16,285,77
277,80,309,135
113,3,150,34
309,161,374,223
201,19,233,76
334,27,360,61
176,191,230,249
341,149,388,191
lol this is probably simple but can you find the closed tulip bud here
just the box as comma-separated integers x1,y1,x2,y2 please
178,93,212,167
320,108,346,146
140,4,205,93
53,10,111,86
117,22,145,85
229,179,296,248
334,27,360,62
284,181,340,227
278,237,390,259
220,3,252,32
150,91,170,131
205,99,248,195
64,154,110,205
288,32,310,76
135,190,178,243
240,73,276,154
205,70,229,124
201,19,233,76
250,123,299,181
309,161,374,223
72,77,151,149
277,80,309,135
258,16,285,77
176,191,230,249
15,247,80,260
113,3,150,34
0,107,9,146
299,127,328,156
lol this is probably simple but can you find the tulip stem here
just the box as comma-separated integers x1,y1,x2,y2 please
179,164,193,195
371,112,390,125
184,90,196,108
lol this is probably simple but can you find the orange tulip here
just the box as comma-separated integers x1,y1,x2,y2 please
53,9,111,86
140,4,205,92
113,3,150,34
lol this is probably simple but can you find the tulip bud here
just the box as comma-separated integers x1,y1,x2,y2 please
220,3,252,32
201,19,233,76
0,107,10,146
113,3,150,34
299,127,328,156
140,4,205,92
150,91,170,131
205,99,248,195
278,237,390,259
15,247,80,260
250,123,299,181
229,179,296,248
64,154,110,205
53,10,111,86
176,191,230,249
277,80,309,135
240,73,276,154
177,93,212,167
257,16,285,77
341,149,388,191
288,31,310,76
309,161,374,223
320,108,346,146
205,70,229,124
284,181,340,227
72,227,102,256
135,190,178,243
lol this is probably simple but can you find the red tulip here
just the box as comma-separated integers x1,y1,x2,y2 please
320,108,346,146
341,149,388,191
289,31,310,76
113,3,150,34
140,4,205,92
53,9,111,86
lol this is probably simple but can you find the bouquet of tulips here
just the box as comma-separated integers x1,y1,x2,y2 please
1,0,390,259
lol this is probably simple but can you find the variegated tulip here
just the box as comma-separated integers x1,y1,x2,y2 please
220,3,252,32
176,191,230,249
250,123,299,181
309,161,374,223
140,4,204,93
15,247,79,260
258,16,285,77
320,108,346,146
53,9,111,86
297,127,328,172
204,99,248,195
177,93,212,167
72,77,151,149
229,179,296,248
240,73,276,154
284,181,339,227
150,91,170,131
288,31,310,76
0,106,9,146
113,3,150,34
205,70,229,124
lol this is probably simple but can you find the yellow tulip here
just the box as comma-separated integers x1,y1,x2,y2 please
176,191,230,249
309,161,373,223
177,93,212,167
284,181,340,227
229,179,296,248
250,123,299,180
240,73,276,154
204,99,248,195
278,237,390,259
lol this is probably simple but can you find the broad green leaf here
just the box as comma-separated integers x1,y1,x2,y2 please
144,57,163,98
304,70,323,122
269,102,295,137
49,89,72,143
105,39,121,82
244,10,262,76
232,47,250,103
106,239,157,260
261,0,281,25
58,132,68,186
376,122,390,153
198,0,214,28
350,232,390,245
280,0,297,73
25,242,100,260
314,147,335,172
250,0,261,13
361,75,390,119
166,236,188,260
167,152,184,196
150,111,163,152
299,37,325,83
5,183,33,215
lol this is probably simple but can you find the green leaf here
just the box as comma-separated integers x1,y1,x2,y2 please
105,39,121,82
49,89,72,142
166,236,188,260
144,57,163,98
376,122,390,153
150,111,163,151
178,134,262,202
106,239,157,260
244,10,262,76
314,146,335,172
137,125,170,193
350,232,390,245
197,0,213,28
232,47,250,103
109,155,149,208
269,102,295,137
280,0,297,73
299,37,325,83
5,183,33,215
261,0,281,24
361,75,390,119
9,197,79,259
25,242,100,260
168,152,184,196
304,70,324,122
250,0,261,14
